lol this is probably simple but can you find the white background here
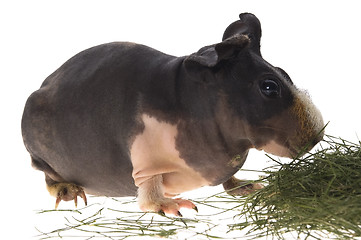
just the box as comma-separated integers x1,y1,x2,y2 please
1,0,360,239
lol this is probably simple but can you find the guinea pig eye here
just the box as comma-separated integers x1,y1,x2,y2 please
260,79,280,98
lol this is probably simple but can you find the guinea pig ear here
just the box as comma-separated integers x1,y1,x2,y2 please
184,34,250,68
222,13,262,56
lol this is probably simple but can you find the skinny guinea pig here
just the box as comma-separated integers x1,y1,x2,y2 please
22,13,324,216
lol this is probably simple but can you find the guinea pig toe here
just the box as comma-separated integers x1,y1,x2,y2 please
48,182,87,209
139,198,196,217
174,198,198,212
139,198,179,215
161,198,197,216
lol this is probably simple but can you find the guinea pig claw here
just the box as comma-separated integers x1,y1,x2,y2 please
73,190,87,208
74,194,78,208
158,210,182,217
80,191,88,206
55,197,61,209
158,210,166,216
177,211,183,217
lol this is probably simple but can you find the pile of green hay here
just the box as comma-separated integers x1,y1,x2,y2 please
230,135,361,239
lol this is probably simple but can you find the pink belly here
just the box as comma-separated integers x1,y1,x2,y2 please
130,114,210,196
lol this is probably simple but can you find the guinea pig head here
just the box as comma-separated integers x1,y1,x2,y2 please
184,13,324,158
241,73,325,158
225,13,324,157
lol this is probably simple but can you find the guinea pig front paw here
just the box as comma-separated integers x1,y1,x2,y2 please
139,197,197,217
136,175,198,216
46,182,87,209
223,176,264,196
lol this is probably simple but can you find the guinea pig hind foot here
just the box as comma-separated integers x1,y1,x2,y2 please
223,176,264,196
46,182,88,209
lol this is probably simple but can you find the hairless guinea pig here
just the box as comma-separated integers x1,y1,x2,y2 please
22,13,324,216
